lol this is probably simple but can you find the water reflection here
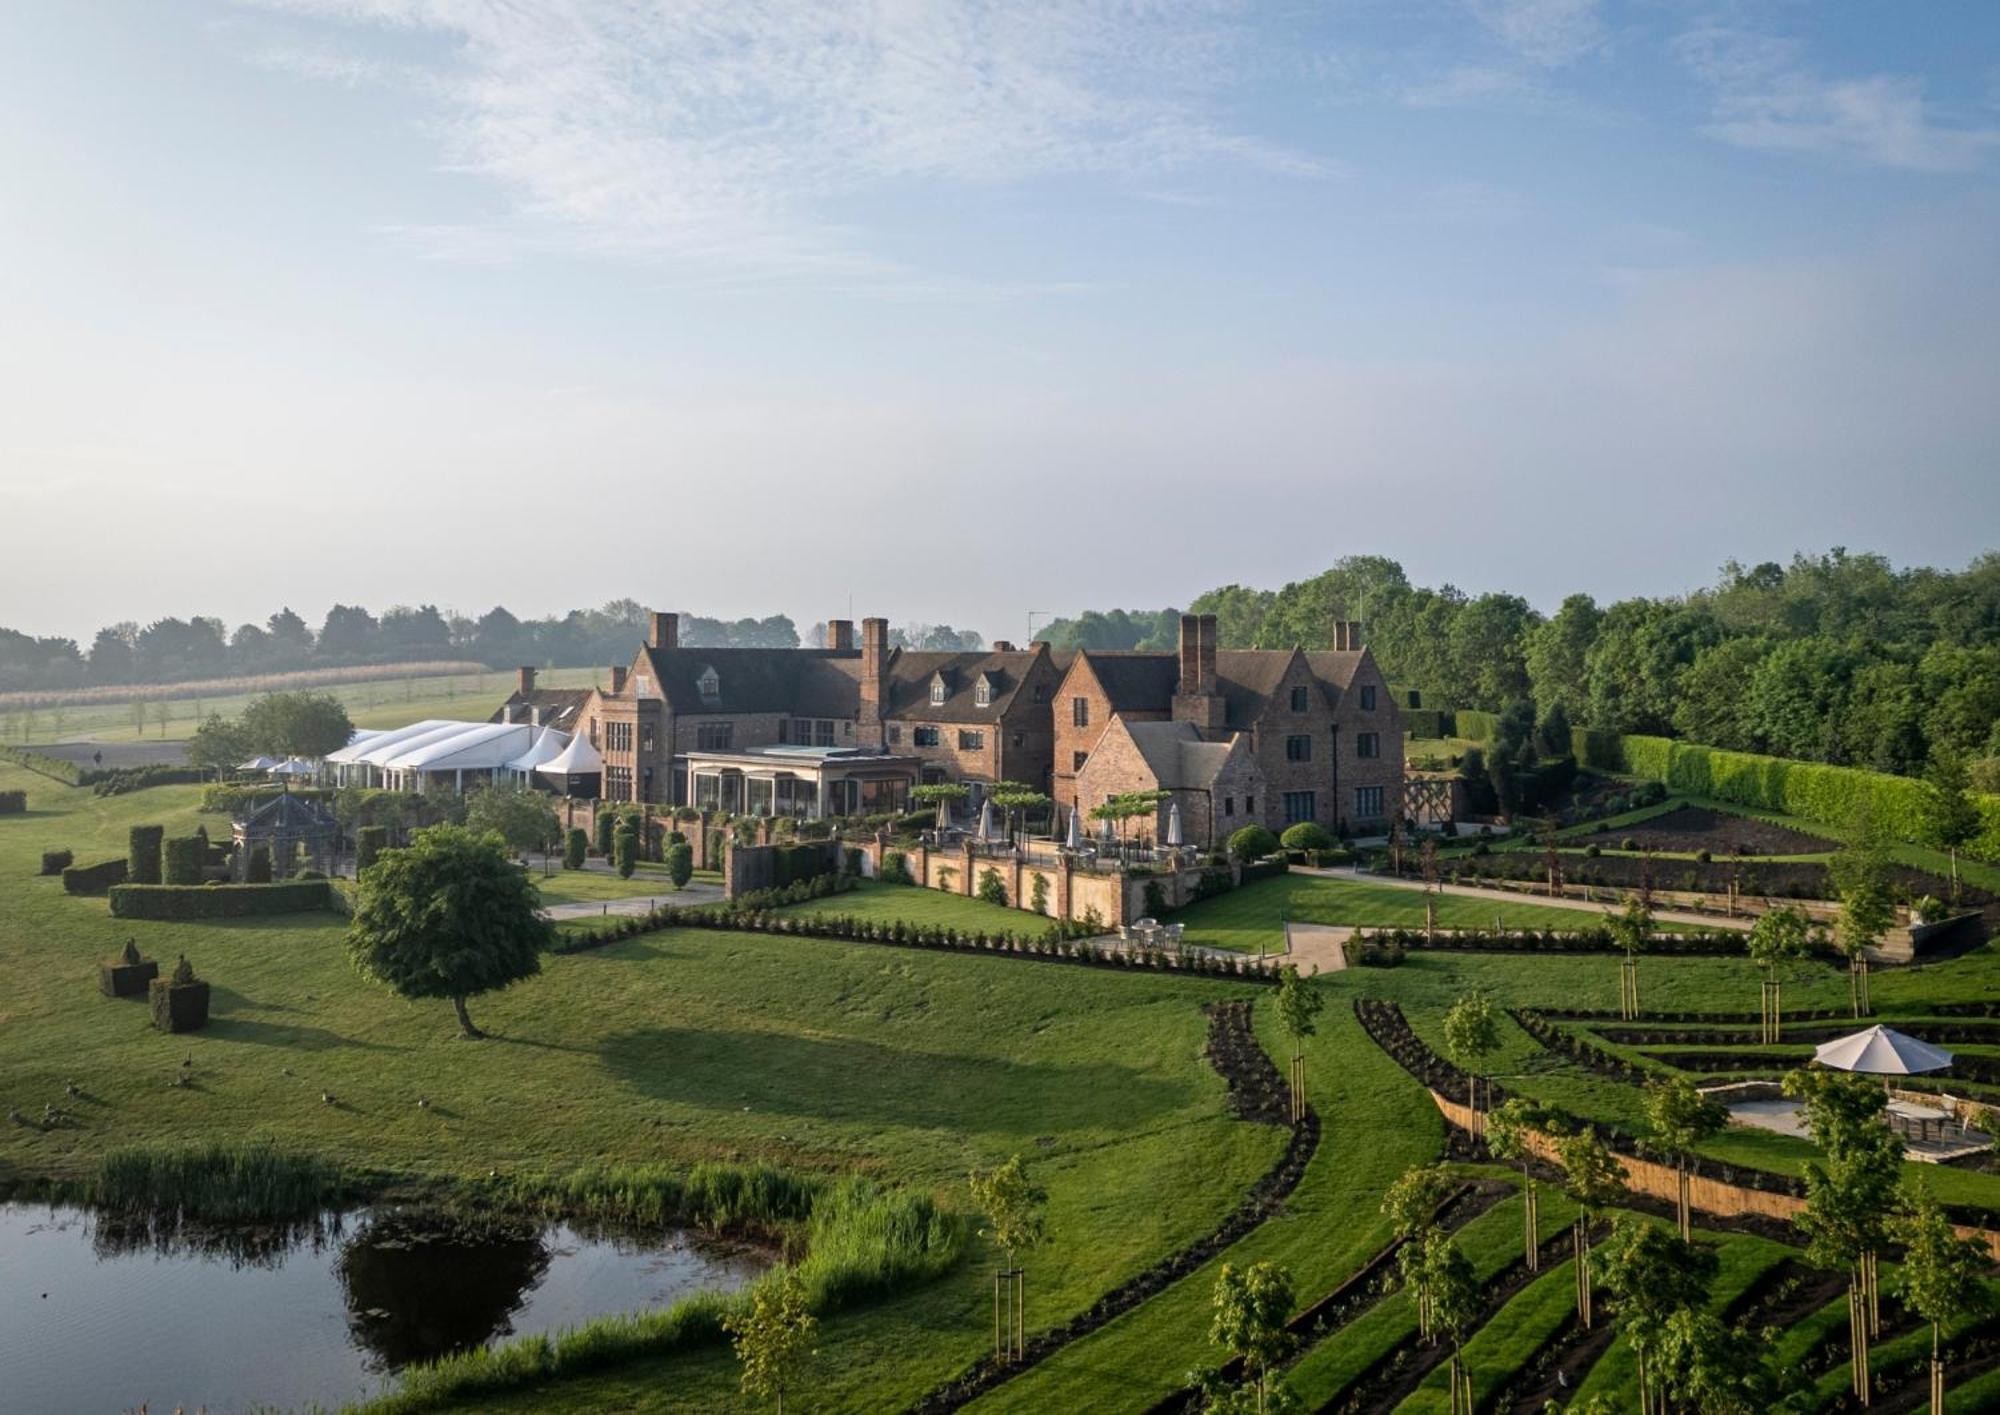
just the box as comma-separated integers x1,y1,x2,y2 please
0,1202,768,1414
338,1211,552,1369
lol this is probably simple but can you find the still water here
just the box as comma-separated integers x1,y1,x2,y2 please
0,1203,768,1413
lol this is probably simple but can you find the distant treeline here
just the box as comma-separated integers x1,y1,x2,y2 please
1039,549,2000,781
0,600,984,694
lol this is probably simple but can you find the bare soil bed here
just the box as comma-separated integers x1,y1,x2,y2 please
1576,805,1834,857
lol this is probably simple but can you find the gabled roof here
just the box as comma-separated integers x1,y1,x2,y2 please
635,645,862,717
236,792,337,831
489,688,592,731
1114,720,1248,791
1303,650,1369,696
882,648,1059,723
1213,649,1312,726
1075,651,1180,712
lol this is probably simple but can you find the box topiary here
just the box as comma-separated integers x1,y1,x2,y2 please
100,939,158,998
149,955,210,1033
128,825,164,885
163,835,204,886
356,825,388,873
246,844,272,883
40,848,73,876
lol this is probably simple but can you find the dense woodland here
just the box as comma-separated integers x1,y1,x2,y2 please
1041,550,2000,781
0,601,982,694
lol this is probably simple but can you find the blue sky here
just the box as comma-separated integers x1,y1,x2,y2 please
2,1,1997,643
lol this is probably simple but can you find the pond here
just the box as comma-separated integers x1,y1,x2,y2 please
0,1202,769,1413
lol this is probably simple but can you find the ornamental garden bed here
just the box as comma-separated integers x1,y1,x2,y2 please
1574,804,1836,856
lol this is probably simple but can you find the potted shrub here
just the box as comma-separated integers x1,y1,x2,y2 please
99,939,158,998
149,954,210,1033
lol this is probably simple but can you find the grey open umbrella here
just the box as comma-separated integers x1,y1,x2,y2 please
1814,1025,1954,1075
1165,799,1183,848
1065,805,1081,850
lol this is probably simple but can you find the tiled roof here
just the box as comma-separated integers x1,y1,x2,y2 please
489,688,593,731
636,646,863,716
1119,720,1245,790
1080,652,1180,711
882,649,1053,723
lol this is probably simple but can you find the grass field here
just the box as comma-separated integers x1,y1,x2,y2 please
5,667,604,746
1171,872,1729,953
10,757,2000,1410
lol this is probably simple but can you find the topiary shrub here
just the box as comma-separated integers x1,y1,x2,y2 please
99,938,158,997
1142,879,1167,918
149,954,210,1033
357,825,389,873
1280,822,1334,855
563,827,588,871
163,836,203,886
247,845,273,883
1620,837,1639,852
128,825,164,885
614,821,638,879
62,857,128,896
1471,840,1492,857
0,789,25,814
40,848,73,876
1584,844,1601,858
666,841,693,890
880,850,913,885
1228,824,1281,862
1696,848,1712,864
595,811,617,857
976,867,1008,907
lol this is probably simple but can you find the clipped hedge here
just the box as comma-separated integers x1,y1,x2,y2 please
162,835,204,886
0,745,85,783
40,847,74,875
0,788,25,814
357,825,389,873
1572,730,2000,861
91,766,205,796
199,783,332,815
1454,709,1500,743
108,880,334,920
128,825,164,885
62,857,129,895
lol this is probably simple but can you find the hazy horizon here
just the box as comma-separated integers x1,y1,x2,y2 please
4,2,1998,643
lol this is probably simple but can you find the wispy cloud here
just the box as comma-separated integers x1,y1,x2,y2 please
1464,0,1604,69
1678,25,2000,172
233,0,1323,282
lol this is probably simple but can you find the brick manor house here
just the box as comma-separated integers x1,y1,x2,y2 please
494,610,1403,843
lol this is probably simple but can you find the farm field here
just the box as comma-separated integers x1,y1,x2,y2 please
8,759,2000,1410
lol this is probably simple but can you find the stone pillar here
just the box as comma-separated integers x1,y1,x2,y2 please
1057,856,1074,923
960,840,976,896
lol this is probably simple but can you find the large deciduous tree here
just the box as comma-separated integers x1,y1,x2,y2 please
345,825,552,1039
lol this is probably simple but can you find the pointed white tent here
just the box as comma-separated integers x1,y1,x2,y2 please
1813,1025,1954,1076
506,725,569,779
536,731,604,779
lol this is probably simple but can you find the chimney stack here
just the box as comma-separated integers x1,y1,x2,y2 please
1173,614,1226,732
1331,620,1364,651
516,665,537,696
828,619,855,651
992,640,1015,653
859,617,889,737
648,611,679,650
610,664,629,695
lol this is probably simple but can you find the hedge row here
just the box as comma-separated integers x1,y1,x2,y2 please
1572,729,2000,861
0,745,86,783
91,766,205,796
199,784,332,814
1347,924,1763,957
62,858,129,895
163,836,204,886
1454,709,1501,744
0,788,25,814
107,881,335,920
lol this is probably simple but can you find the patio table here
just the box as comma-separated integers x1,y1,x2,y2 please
1888,1099,1949,1142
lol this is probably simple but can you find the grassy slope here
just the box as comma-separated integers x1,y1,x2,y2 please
0,763,1284,1410
963,1000,1444,1413
788,879,1044,933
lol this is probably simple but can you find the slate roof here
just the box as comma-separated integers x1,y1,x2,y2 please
489,688,593,732
1079,652,1180,711
1119,720,1245,790
881,648,1067,723
636,646,863,717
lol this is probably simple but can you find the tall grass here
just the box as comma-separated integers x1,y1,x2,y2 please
348,1171,966,1414
89,1140,345,1221
495,1159,822,1232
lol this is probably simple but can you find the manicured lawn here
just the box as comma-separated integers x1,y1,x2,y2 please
526,862,708,908
0,763,1283,1412
1172,874,1722,953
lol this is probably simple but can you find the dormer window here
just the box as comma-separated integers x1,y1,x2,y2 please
697,666,720,703
929,674,947,705
973,675,993,708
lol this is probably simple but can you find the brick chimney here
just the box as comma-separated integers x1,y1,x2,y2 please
828,619,855,651
991,640,1015,653
1332,620,1365,651
648,611,678,650
610,664,628,695
859,617,889,738
516,665,536,696
1173,614,1226,732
